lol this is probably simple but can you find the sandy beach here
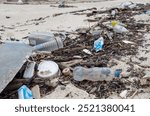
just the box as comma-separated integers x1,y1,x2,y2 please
0,0,150,99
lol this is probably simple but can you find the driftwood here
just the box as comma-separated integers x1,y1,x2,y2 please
60,59,83,68
53,7,97,17
3,2,29,5
4,82,23,92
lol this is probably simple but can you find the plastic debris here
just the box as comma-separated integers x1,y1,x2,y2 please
23,61,36,78
83,49,93,55
0,41,32,93
59,0,65,7
119,1,136,9
62,68,71,76
94,37,104,52
111,21,127,27
111,9,118,17
32,38,63,52
112,24,129,33
145,10,150,15
122,40,136,44
28,32,55,46
37,60,59,79
18,85,33,99
31,85,41,99
119,90,128,99
73,66,122,81
143,71,150,80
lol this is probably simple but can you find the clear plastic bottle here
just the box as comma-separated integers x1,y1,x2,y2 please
113,25,129,33
32,37,63,51
73,66,122,81
28,32,55,46
111,21,128,33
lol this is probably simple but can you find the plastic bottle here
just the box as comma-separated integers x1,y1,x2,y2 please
119,1,136,9
111,21,127,27
111,21,129,34
73,66,122,81
28,32,55,46
32,37,63,51
113,25,129,33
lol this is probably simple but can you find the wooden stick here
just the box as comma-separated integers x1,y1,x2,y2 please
53,7,97,17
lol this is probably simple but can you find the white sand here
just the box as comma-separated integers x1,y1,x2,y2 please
0,0,149,40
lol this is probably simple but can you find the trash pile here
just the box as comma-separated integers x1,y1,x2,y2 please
0,1,150,99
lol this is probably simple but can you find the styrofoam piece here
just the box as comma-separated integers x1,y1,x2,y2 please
23,61,36,78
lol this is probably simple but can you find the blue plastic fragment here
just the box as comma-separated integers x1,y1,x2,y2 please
18,85,33,99
94,37,104,52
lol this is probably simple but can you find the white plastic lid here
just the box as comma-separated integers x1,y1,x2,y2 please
37,60,59,79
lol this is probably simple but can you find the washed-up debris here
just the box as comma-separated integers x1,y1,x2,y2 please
129,90,138,99
111,21,127,27
0,28,5,31
122,40,136,44
43,83,96,99
119,90,128,98
45,78,59,88
23,61,36,79
60,59,83,68
143,70,150,80
111,9,118,18
28,32,55,46
118,1,137,9
31,85,41,99
18,85,33,99
3,0,29,4
73,66,122,81
145,10,150,15
1,2,150,99
37,60,59,79
6,16,11,19
0,41,32,93
62,68,72,76
53,7,97,17
94,37,104,52
111,21,129,33
29,32,64,52
33,38,63,51
59,0,65,7
83,49,93,55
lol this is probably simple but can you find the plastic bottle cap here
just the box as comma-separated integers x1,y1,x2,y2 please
111,21,118,27
114,69,122,78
